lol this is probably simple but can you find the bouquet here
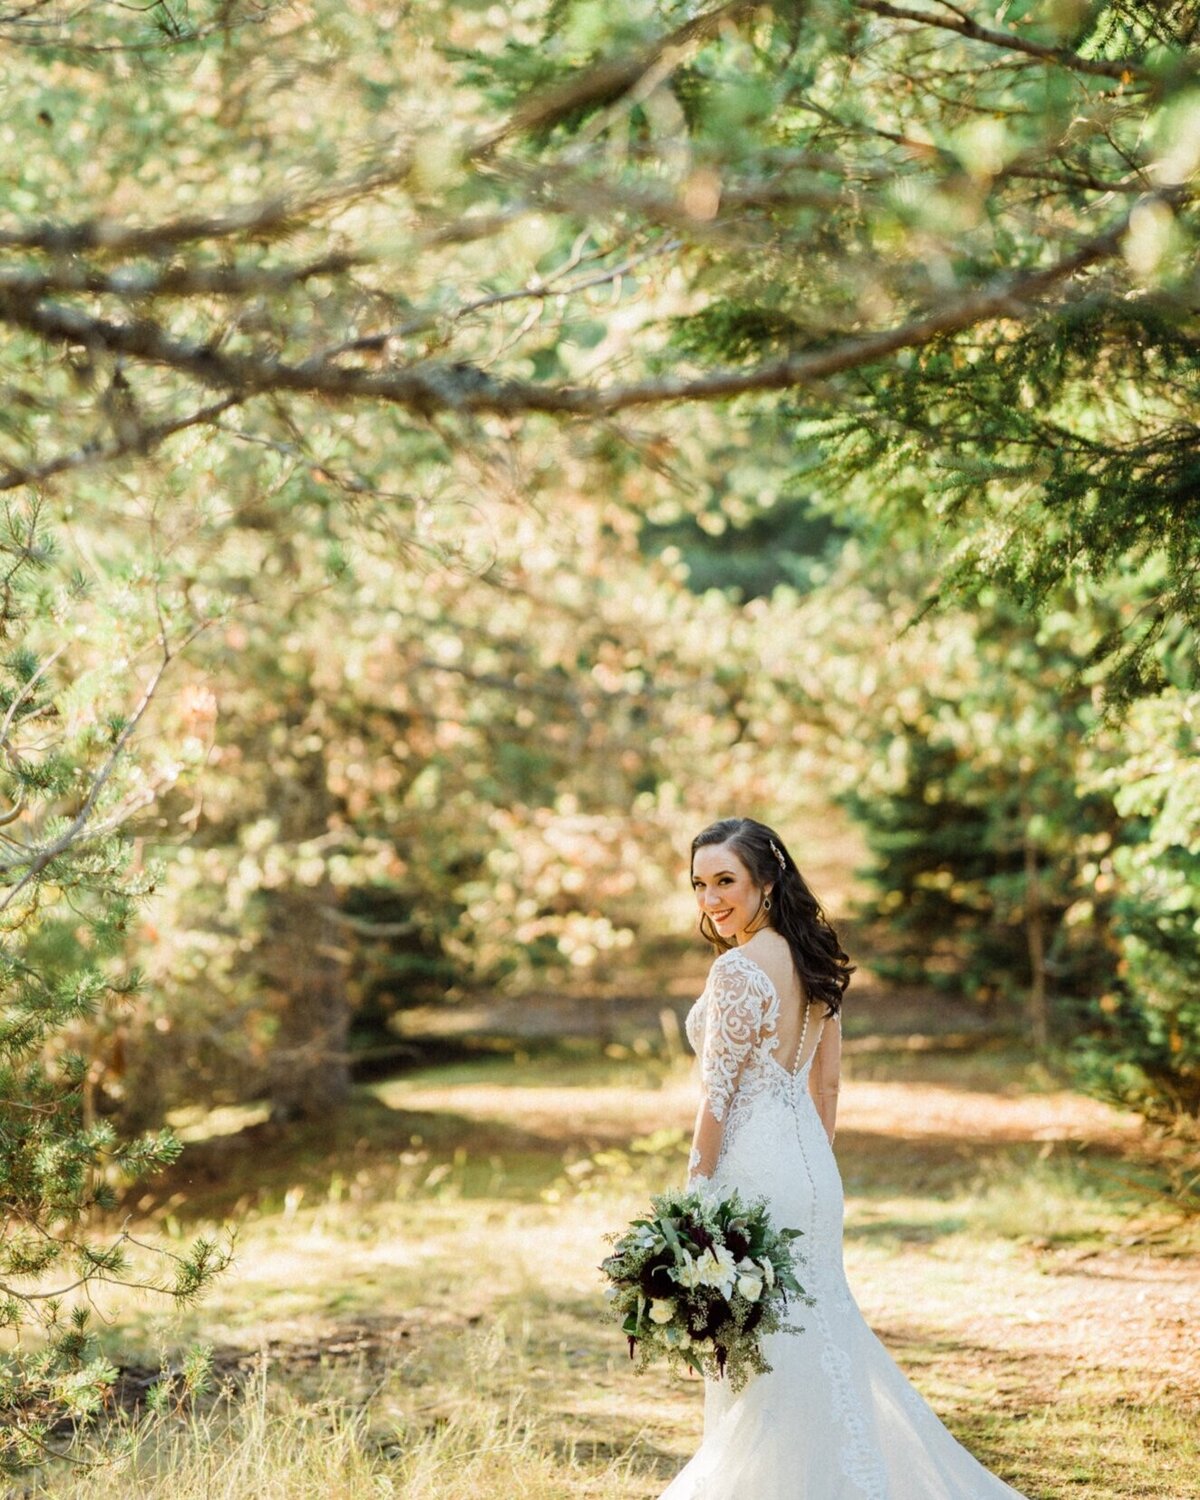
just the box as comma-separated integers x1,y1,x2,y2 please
599,1184,810,1392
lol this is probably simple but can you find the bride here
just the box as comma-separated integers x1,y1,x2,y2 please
662,816,1028,1499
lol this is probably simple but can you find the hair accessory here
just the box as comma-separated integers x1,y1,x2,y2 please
768,839,786,872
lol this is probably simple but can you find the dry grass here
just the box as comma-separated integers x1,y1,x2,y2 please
16,1034,1200,1499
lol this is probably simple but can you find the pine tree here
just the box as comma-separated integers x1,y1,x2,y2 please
0,498,231,1471
0,0,1196,1173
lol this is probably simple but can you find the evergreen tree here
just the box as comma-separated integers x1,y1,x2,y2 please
837,592,1125,1047
0,0,1195,1200
0,499,230,1471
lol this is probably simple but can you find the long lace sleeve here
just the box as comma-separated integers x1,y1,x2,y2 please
687,953,777,1187
808,1007,842,1146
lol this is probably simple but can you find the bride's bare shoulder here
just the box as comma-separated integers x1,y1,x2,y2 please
740,930,790,964
739,931,796,988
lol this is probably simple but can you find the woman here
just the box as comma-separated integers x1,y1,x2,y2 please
661,816,1028,1500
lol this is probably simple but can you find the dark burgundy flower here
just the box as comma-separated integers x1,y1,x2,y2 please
689,1292,724,1340
682,1217,715,1253
639,1251,676,1298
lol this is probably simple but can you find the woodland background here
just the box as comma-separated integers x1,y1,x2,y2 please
1,1,1198,1493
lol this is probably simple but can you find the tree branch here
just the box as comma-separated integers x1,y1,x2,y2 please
0,394,244,493
479,0,761,151
854,0,1153,84
0,254,356,303
0,212,1133,419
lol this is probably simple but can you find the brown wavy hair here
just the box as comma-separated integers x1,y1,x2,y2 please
690,816,854,1017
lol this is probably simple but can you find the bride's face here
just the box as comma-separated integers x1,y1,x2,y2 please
691,842,768,944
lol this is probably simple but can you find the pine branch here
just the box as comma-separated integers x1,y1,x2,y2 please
0,615,211,900
854,0,1157,84
478,0,762,151
0,254,356,302
0,210,1135,420
0,174,403,257
0,394,244,493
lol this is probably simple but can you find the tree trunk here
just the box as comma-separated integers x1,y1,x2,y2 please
262,879,350,1122
1021,795,1049,1053
260,736,351,1123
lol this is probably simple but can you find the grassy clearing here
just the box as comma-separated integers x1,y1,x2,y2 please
16,1039,1200,1500
17,1345,649,1500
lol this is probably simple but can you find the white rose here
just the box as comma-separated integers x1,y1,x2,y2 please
698,1244,738,1294
676,1252,701,1290
737,1274,764,1302
715,1243,737,1273
690,1249,713,1286
649,1298,676,1325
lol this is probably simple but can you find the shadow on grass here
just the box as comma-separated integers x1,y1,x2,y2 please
130,1089,575,1223
507,1285,1056,1489
128,1037,1168,1253
138,1125,1149,1255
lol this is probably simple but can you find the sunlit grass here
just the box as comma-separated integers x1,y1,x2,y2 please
21,1043,1200,1499
961,1151,1144,1245
971,1382,1200,1500
24,1339,653,1500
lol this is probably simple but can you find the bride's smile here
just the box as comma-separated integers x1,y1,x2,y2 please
691,844,773,946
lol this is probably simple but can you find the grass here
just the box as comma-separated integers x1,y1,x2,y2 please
13,1036,1200,1500
17,1343,646,1500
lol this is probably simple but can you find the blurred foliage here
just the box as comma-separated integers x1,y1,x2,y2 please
0,0,1196,1167
122,460,800,1124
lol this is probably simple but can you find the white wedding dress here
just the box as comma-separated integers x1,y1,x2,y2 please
661,946,1029,1500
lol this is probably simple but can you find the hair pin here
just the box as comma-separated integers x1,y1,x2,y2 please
768,839,786,872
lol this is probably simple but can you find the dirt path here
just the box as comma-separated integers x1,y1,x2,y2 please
386,1061,1200,1411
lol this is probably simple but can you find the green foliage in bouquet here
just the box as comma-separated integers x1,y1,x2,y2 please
599,1186,809,1393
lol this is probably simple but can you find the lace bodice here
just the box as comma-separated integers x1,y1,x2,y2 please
687,948,786,1118
685,948,822,1178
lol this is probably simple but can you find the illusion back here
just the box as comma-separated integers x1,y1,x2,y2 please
683,945,838,1198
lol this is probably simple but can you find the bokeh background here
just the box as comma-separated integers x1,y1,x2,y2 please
1,1,1198,1494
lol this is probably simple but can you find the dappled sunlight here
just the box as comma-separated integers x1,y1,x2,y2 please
372,1067,696,1148
42,1041,1188,1499
841,1078,1140,1148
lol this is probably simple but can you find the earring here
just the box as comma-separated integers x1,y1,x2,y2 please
763,896,771,912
